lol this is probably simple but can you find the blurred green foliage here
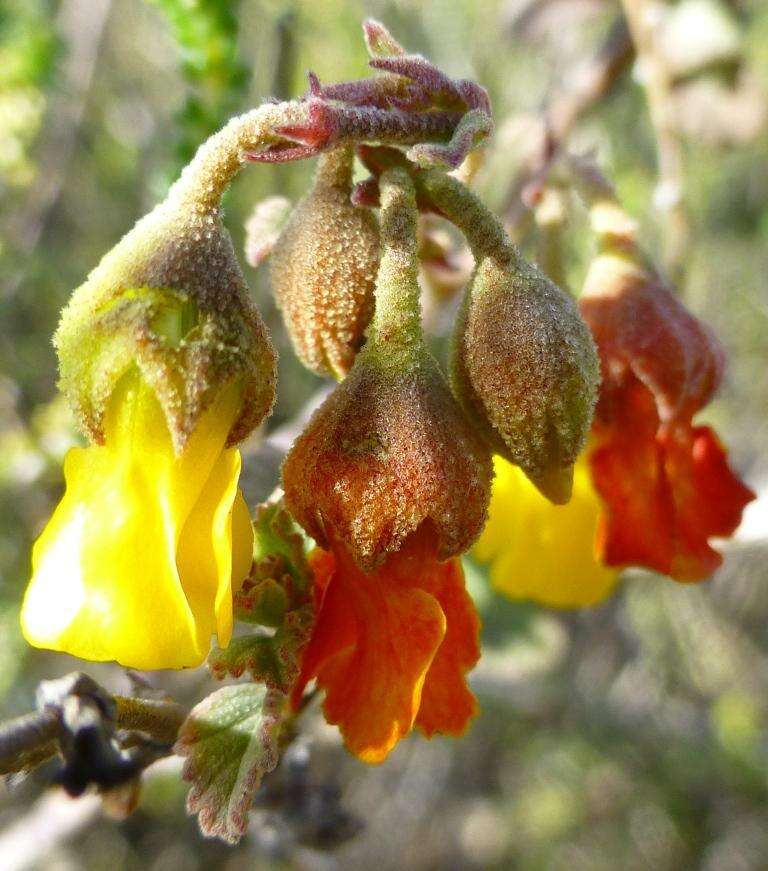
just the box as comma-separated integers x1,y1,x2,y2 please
0,0,58,189
148,0,249,175
0,1,767,869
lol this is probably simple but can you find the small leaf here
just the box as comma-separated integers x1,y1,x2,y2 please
209,604,314,691
362,19,406,58
234,575,289,627
252,501,311,593
407,109,493,169
176,684,286,844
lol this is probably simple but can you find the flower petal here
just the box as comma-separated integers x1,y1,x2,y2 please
415,557,480,737
320,553,446,762
21,373,243,669
589,379,754,581
475,456,618,607
296,536,451,763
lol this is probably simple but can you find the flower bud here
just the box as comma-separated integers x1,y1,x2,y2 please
580,248,724,422
282,168,492,571
269,146,380,379
56,190,277,450
450,254,599,504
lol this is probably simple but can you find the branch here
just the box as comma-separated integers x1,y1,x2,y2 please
501,18,634,237
620,0,689,283
0,674,187,778
0,710,60,776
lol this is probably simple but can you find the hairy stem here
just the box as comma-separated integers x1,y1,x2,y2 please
417,170,519,265
371,168,422,348
169,100,463,214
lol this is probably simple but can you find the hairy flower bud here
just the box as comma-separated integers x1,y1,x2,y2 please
282,168,492,571
580,249,724,421
269,146,380,379
56,188,277,450
451,254,599,504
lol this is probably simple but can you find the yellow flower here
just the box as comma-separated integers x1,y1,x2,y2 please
474,456,618,607
21,372,254,670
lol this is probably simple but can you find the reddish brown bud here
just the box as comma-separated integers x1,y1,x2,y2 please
282,168,492,571
580,249,724,422
282,345,493,571
451,255,600,504
269,146,380,379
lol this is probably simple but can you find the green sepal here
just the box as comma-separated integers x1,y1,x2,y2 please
55,188,277,451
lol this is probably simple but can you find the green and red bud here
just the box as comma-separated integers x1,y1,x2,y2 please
450,253,599,504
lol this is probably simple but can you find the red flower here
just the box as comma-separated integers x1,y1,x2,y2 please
291,526,480,763
580,254,754,581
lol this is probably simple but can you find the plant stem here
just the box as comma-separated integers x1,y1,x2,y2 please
0,693,188,776
371,168,422,348
620,0,688,281
417,170,518,265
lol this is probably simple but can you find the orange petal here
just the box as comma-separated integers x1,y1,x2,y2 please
660,424,755,581
590,379,754,581
296,537,447,763
415,558,480,738
290,550,355,709
590,383,675,574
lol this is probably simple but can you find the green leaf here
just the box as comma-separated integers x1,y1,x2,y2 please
175,684,285,844
235,576,289,627
251,501,311,593
208,604,314,692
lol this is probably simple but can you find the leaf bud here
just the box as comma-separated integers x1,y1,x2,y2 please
269,146,380,379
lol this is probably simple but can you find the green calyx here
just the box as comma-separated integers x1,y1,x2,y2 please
56,190,277,451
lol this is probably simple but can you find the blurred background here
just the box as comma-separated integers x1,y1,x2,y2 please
1,0,767,868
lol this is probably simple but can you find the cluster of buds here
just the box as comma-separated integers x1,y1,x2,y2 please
16,17,755,838
20,19,501,672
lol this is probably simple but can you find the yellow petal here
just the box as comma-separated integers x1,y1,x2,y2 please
21,372,247,669
474,456,618,608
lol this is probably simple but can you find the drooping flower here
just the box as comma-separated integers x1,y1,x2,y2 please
577,173,754,581
292,526,480,763
22,372,254,669
283,168,491,759
22,144,278,668
474,455,618,607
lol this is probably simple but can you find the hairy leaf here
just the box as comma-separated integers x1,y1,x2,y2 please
175,684,285,844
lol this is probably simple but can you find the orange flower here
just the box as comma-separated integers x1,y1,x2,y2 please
291,526,480,763
580,252,754,581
